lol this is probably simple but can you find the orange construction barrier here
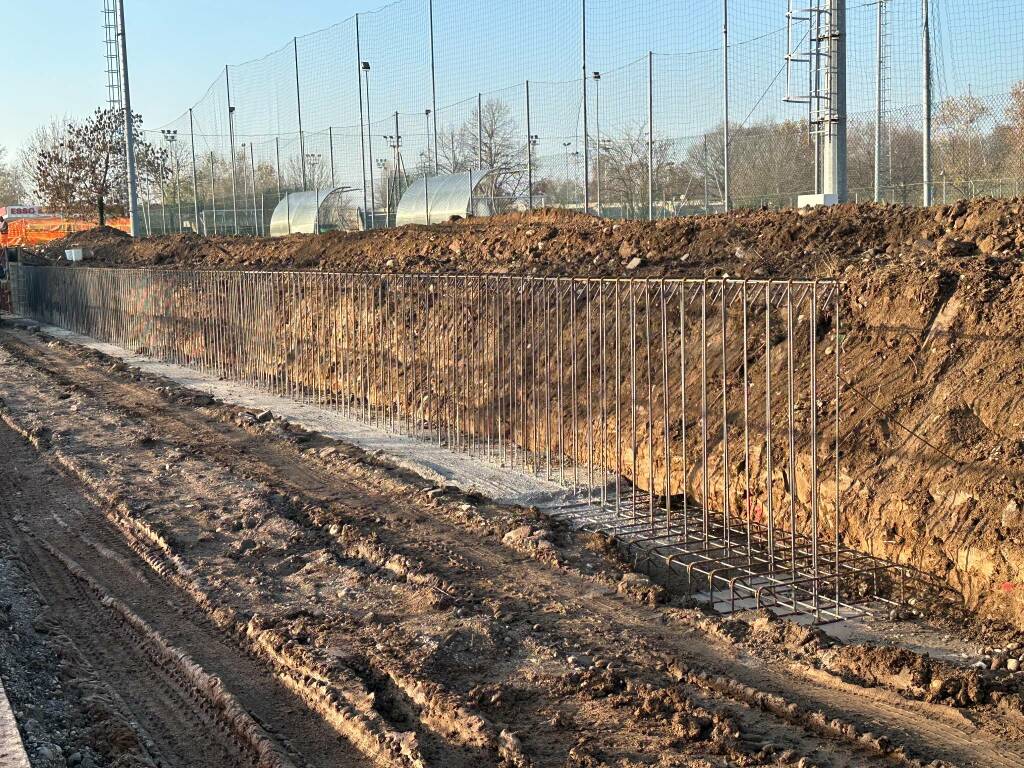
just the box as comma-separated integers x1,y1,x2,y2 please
0,217,131,248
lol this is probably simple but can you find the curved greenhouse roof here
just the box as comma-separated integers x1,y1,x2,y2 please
269,188,364,236
395,170,495,227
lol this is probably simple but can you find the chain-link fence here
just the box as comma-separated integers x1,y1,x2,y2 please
141,0,1024,236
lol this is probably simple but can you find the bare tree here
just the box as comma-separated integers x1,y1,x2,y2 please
1004,81,1024,183
597,123,676,218
935,93,991,192
29,108,165,224
0,147,26,206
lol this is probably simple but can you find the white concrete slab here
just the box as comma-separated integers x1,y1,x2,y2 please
11,318,568,508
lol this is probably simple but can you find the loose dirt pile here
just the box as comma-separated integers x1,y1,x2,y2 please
21,198,1024,628
29,198,1024,278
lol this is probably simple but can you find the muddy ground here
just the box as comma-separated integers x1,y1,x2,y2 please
20,198,1024,627
2,319,1024,767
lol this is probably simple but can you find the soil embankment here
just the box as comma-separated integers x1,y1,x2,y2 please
25,199,1024,627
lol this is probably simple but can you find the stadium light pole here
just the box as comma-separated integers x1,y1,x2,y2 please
161,129,183,233
188,109,200,232
363,61,376,228
115,0,140,236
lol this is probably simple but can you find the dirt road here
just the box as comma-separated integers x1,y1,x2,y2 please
1,323,1023,767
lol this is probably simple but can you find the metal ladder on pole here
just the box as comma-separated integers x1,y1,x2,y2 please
102,0,123,112
784,0,847,199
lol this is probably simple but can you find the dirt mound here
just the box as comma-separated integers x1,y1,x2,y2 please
35,225,131,259
27,198,1024,280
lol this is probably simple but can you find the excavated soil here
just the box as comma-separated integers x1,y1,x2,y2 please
3,324,1024,767
20,198,1024,628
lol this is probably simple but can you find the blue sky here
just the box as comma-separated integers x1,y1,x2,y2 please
2,1,373,154
4,0,1019,170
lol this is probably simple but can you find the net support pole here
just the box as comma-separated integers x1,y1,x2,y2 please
647,51,654,222
115,0,140,236
922,0,932,206
189,108,200,231
478,93,483,171
329,126,336,189
356,14,369,227
294,37,308,192
429,0,439,175
874,0,884,202
226,66,239,235
722,0,730,212
581,0,590,214
526,80,534,211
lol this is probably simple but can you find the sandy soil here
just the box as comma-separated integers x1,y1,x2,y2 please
2,323,1024,767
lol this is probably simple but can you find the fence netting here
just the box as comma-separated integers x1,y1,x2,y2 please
139,0,1024,235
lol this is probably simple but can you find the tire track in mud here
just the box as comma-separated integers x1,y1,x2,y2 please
0,395,374,766
2,328,1023,767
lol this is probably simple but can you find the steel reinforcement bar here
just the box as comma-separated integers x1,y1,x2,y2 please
9,264,922,621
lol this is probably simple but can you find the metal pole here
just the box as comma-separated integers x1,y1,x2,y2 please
329,126,336,189
115,0,139,236
594,73,602,216
722,0,730,212
822,0,848,201
356,14,369,227
477,93,483,171
249,145,258,235
581,0,590,213
703,134,710,213
294,38,308,192
647,51,654,222
874,0,884,202
175,151,183,233
526,81,533,211
209,153,218,235
189,108,200,231
365,65,376,228
159,163,168,234
275,137,282,199
226,66,239,235
922,0,932,206
424,110,431,225
428,0,439,175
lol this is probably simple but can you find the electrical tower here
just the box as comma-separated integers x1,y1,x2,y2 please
785,0,848,203
102,0,124,112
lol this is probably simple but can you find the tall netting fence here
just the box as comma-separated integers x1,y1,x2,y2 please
141,0,1024,235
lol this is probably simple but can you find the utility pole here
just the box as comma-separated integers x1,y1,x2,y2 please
922,0,932,206
115,0,139,236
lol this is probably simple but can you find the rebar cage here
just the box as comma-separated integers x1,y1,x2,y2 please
9,265,920,621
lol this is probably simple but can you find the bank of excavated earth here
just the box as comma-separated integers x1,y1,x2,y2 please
26,199,1024,628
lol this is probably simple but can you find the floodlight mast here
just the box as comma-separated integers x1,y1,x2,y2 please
115,0,140,235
